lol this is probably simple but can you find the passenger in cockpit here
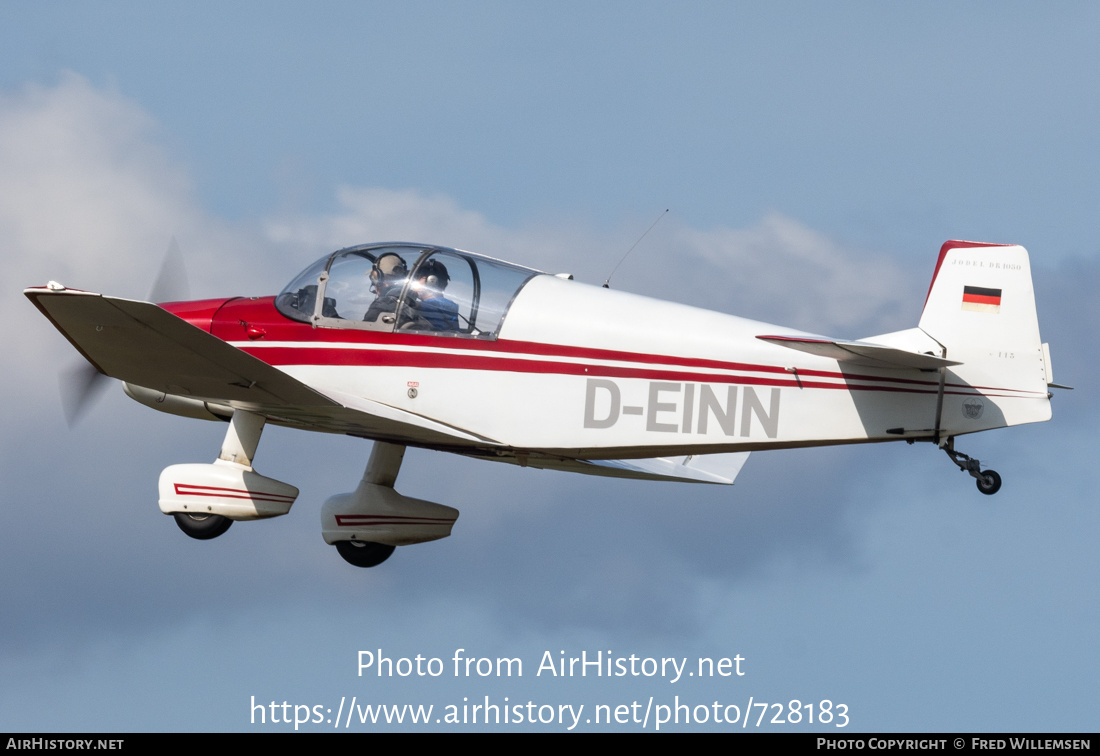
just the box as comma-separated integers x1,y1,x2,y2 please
408,259,459,331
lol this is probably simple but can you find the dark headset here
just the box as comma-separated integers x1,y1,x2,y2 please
418,259,450,289
370,253,408,287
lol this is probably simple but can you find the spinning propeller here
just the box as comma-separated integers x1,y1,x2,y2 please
59,237,190,426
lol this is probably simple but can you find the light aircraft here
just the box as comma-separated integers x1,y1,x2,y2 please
25,240,1061,568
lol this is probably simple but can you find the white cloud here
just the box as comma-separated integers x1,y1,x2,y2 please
0,75,269,424
266,186,502,254
0,74,194,296
674,213,912,332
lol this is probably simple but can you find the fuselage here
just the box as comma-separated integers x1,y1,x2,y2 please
162,274,954,459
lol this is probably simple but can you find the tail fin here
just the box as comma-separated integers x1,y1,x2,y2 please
919,241,1051,435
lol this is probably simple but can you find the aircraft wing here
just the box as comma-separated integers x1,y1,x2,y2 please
25,286,498,446
756,335,961,370
26,287,335,407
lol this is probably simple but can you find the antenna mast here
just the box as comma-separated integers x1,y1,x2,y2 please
603,209,669,288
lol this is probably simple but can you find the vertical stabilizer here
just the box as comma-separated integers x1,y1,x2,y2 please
919,241,1051,435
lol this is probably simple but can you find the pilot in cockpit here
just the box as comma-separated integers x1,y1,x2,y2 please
363,252,409,324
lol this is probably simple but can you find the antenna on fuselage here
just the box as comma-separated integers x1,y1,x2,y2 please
603,208,669,289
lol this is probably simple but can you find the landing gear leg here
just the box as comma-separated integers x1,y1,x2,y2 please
322,441,459,568
331,442,406,569
942,437,1002,495
159,409,298,535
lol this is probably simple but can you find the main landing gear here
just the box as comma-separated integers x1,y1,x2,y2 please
173,512,233,540
321,441,459,569
335,540,396,568
161,412,457,569
942,438,1002,495
158,409,299,540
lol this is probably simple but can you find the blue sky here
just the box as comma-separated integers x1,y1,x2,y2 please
1,2,1097,732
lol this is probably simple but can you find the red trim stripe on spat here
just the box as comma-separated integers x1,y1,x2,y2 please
174,483,295,504
335,514,454,526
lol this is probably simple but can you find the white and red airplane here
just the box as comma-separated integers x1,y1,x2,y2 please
25,239,1060,567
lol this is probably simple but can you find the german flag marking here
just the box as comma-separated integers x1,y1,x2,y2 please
962,285,1002,313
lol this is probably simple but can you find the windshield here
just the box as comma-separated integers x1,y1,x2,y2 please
275,243,541,338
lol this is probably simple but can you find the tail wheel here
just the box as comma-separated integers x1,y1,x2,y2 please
976,470,1002,496
173,512,233,540
336,540,395,568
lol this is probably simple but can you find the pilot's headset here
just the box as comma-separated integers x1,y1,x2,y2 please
370,253,408,292
418,259,450,291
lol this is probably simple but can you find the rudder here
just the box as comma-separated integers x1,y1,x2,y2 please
918,240,1051,435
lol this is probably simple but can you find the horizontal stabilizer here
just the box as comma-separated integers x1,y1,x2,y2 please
756,335,961,370
526,451,751,485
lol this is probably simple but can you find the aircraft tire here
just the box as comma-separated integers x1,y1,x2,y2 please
335,540,396,568
173,512,233,540
976,470,1002,496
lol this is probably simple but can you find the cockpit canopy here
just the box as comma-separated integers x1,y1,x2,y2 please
275,243,542,338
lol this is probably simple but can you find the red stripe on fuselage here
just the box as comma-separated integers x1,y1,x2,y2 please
213,296,1042,399
211,296,943,388
238,343,1042,398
